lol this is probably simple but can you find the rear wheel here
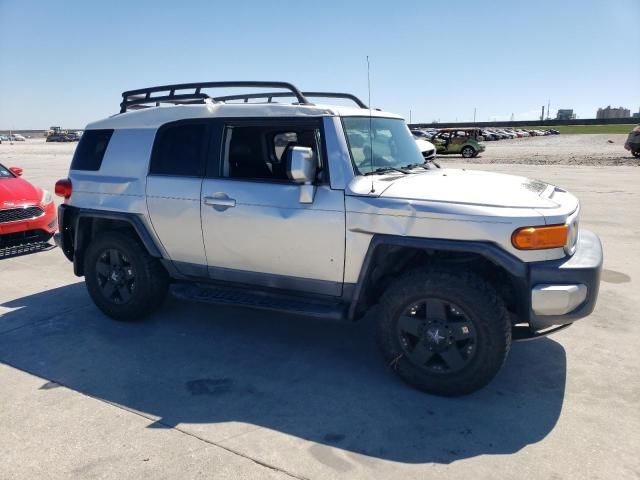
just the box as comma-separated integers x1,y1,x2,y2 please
377,270,511,396
633,149,640,159
84,231,168,321
461,146,476,158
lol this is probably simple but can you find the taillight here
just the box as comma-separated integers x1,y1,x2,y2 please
55,178,72,199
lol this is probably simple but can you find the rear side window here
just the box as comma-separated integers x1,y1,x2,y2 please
150,123,207,177
70,129,113,171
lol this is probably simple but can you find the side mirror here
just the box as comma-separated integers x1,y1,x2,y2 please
9,166,23,176
285,146,317,204
286,146,316,184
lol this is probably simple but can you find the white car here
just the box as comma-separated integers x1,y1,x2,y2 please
414,137,437,162
8,134,26,141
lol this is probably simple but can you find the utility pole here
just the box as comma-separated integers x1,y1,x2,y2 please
541,106,545,121
473,107,476,124
409,109,412,124
547,99,551,120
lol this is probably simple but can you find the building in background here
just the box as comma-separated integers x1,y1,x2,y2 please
632,108,640,119
596,106,631,119
556,109,576,120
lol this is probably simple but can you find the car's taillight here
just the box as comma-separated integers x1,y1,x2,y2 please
55,178,72,199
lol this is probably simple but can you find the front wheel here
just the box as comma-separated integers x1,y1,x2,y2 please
461,146,476,158
633,149,640,159
84,231,169,321
377,270,511,396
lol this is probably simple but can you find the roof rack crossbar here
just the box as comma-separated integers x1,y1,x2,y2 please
120,81,311,113
213,91,368,108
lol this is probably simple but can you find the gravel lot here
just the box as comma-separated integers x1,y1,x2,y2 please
1,138,639,479
454,133,637,166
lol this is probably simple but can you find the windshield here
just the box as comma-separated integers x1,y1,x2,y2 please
343,117,424,175
0,163,14,178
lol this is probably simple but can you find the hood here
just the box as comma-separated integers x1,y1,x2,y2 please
0,177,42,207
376,169,572,209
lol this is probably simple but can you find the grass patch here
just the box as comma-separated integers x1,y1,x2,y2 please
518,124,638,135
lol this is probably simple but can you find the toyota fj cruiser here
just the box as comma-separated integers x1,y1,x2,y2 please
54,81,602,396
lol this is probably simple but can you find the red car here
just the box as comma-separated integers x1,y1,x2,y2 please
0,163,57,246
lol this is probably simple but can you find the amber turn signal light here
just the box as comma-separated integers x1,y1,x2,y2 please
511,224,568,250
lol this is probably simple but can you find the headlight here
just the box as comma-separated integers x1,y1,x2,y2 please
41,189,53,205
564,209,580,255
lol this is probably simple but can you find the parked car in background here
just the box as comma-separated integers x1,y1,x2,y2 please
480,130,496,141
65,132,81,142
414,137,437,162
430,128,486,158
0,163,57,246
6,134,26,141
411,129,431,139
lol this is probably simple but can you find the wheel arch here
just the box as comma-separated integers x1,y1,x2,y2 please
347,235,529,322
61,206,163,276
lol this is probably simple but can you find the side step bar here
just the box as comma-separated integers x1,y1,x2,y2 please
171,283,347,321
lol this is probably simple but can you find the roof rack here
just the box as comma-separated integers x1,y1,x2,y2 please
213,91,368,109
119,81,312,113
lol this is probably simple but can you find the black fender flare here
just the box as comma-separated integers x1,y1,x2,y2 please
58,205,162,276
347,234,528,321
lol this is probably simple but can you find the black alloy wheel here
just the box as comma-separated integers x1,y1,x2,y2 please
396,298,477,374
95,248,136,304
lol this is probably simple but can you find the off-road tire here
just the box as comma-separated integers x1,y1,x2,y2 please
461,146,476,158
84,231,169,321
377,269,511,396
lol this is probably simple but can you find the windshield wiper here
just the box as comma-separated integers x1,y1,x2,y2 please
403,159,441,170
363,166,411,176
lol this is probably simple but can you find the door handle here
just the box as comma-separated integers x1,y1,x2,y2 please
203,193,236,211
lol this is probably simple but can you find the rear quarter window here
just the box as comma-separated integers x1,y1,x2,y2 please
149,122,208,177
70,129,113,171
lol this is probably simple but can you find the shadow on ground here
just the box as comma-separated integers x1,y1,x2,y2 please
0,283,567,464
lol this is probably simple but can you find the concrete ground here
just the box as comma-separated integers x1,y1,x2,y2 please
1,140,639,479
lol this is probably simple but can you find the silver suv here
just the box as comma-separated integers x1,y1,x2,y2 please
54,81,602,396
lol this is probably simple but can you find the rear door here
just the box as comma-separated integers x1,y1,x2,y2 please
200,118,346,296
145,120,210,276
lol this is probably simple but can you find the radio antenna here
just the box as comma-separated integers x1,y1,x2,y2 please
367,56,374,193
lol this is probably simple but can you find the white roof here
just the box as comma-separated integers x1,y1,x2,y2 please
86,102,403,130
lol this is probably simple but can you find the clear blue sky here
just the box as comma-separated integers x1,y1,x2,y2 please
1,0,638,129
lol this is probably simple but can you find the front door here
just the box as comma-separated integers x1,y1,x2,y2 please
448,131,467,153
200,119,346,296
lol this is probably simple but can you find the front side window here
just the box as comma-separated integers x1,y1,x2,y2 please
343,117,424,175
222,124,323,182
150,123,207,177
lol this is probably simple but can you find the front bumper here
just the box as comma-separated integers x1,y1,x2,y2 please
527,229,603,330
0,202,57,242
